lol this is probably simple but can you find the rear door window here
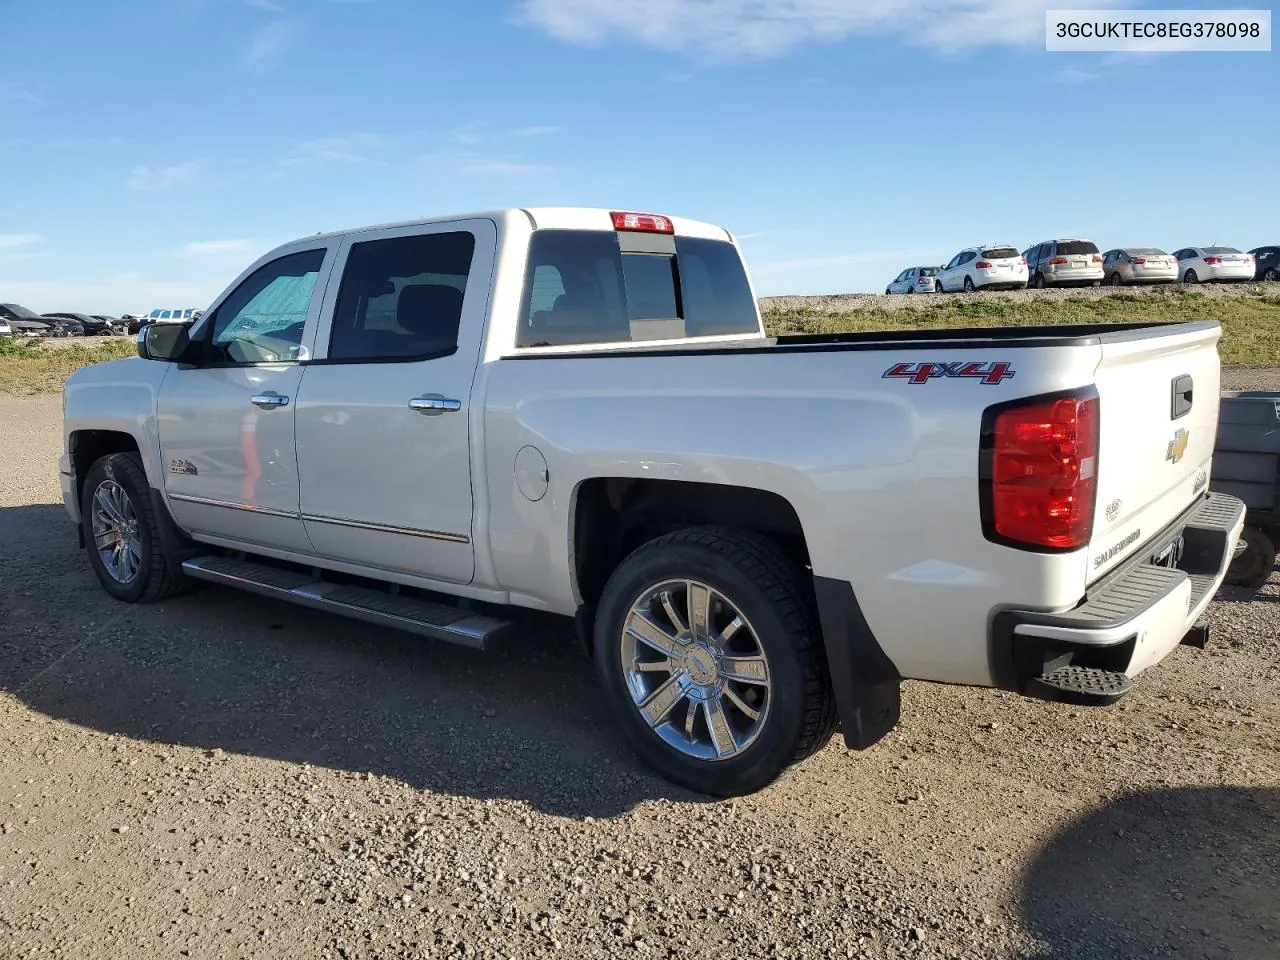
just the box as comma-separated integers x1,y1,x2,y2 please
328,231,476,362
517,231,757,347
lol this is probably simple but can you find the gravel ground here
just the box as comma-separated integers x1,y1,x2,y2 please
1,395,1277,960
761,280,1280,314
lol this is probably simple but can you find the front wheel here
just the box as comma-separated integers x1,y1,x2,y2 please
593,527,838,797
1034,273,1048,289
81,452,189,602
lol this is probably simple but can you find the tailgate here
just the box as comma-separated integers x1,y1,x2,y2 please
1088,323,1223,580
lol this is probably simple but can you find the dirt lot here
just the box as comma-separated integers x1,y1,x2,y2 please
2,385,1277,960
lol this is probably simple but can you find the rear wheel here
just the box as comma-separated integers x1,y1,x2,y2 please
593,527,838,797
963,276,976,293
1226,525,1277,589
1183,269,1199,284
1034,273,1048,289
1263,268,1278,281
81,452,189,603
1108,271,1124,286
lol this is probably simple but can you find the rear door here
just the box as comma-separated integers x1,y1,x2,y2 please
293,219,496,585
1087,323,1225,579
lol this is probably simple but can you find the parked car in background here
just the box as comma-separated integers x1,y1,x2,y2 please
43,312,120,336
145,307,202,325
0,316,10,337
936,245,1027,292
1173,247,1255,284
92,315,129,335
1249,246,1279,281
1,304,51,337
885,266,940,294
40,315,85,337
120,314,148,334
1101,248,1179,286
1024,239,1104,288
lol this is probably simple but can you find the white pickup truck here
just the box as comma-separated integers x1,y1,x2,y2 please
60,207,1246,796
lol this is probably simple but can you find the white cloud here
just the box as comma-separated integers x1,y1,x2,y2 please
243,20,296,69
277,133,389,169
0,78,42,106
127,161,201,190
512,125,562,138
0,234,42,250
178,239,258,257
516,0,1135,56
453,157,558,176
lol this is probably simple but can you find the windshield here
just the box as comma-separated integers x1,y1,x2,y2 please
918,267,938,277
2,303,41,319
982,248,1020,260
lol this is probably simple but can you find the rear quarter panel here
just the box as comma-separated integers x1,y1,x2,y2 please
481,342,1106,686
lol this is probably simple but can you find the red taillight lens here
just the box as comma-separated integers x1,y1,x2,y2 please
1048,256,1069,266
1203,256,1221,265
983,392,1099,551
1019,257,1028,266
611,211,674,234
976,260,993,269
1131,257,1146,265
1092,254,1103,263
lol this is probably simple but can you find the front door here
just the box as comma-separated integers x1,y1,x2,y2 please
294,219,496,584
158,245,336,554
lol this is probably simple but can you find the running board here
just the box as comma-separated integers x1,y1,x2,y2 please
181,555,512,651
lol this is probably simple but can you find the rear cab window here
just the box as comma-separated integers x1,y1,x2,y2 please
981,248,1020,260
516,228,759,348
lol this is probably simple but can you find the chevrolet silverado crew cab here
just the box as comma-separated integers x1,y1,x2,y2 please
60,207,1246,796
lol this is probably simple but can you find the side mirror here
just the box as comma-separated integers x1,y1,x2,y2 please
137,322,192,362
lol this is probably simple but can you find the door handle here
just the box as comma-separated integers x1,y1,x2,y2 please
250,392,290,409
409,395,462,416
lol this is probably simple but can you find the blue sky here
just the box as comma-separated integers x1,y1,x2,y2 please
0,0,1275,313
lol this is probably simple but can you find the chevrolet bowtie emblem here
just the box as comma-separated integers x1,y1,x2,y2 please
1166,428,1190,465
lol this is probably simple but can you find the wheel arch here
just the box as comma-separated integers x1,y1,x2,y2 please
69,429,144,505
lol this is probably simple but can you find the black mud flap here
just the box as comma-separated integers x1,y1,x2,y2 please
813,576,902,750
149,488,204,580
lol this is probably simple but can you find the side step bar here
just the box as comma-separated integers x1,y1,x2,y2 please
181,555,512,651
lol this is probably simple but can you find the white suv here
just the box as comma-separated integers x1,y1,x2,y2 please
936,245,1028,292
145,307,202,325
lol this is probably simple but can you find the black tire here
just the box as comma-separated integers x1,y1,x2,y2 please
1225,525,1277,589
1264,268,1279,282
81,452,190,603
1034,273,1048,289
1108,271,1124,286
963,276,975,293
885,288,892,296
592,526,838,797
1183,269,1199,284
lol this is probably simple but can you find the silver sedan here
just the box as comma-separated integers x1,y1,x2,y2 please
1102,248,1179,286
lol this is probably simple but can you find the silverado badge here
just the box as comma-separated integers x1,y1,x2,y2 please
1166,428,1190,465
169,458,198,476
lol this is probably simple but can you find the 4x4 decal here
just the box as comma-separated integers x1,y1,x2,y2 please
882,361,1016,385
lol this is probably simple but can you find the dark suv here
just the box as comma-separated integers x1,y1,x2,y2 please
1250,246,1280,282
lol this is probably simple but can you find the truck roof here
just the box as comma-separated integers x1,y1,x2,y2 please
299,207,734,244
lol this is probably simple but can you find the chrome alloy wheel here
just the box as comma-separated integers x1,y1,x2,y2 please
91,479,142,584
620,579,772,761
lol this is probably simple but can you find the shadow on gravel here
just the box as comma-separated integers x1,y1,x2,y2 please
0,504,697,819
1019,786,1280,960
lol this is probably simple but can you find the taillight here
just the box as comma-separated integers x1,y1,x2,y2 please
981,390,1100,552
1048,257,1069,266
611,211,674,234
1131,257,1146,265
1203,256,1222,265
1019,257,1028,266
976,260,993,269
1091,254,1103,263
